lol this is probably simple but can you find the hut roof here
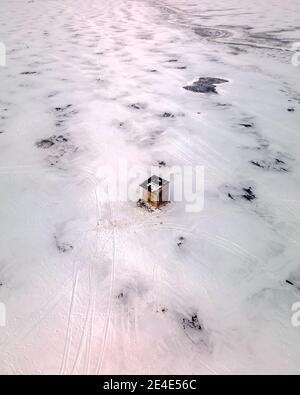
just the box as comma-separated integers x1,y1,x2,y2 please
140,175,169,193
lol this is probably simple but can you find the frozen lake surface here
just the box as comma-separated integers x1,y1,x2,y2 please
0,0,300,374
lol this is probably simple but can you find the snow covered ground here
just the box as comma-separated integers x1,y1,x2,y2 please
0,0,300,375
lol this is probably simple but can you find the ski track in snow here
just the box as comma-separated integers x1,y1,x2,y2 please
0,0,300,374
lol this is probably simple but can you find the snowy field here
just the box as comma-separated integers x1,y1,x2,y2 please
0,0,300,375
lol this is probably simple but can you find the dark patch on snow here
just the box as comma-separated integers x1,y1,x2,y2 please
161,112,175,118
20,71,38,75
116,290,130,304
53,104,76,128
36,132,76,169
55,104,72,112
158,160,166,167
54,236,73,253
287,108,295,112
250,158,289,172
177,236,185,247
116,280,149,305
53,105,77,130
242,187,256,201
286,280,294,286
48,91,59,98
137,199,155,212
155,306,168,313
117,292,124,299
183,77,228,94
275,158,286,165
216,103,231,108
182,314,202,331
130,103,144,110
250,161,264,168
36,139,55,149
286,279,300,291
56,135,68,143
36,135,68,149
240,123,254,128
225,185,257,202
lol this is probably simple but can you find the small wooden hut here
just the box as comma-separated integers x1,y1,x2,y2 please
140,175,170,209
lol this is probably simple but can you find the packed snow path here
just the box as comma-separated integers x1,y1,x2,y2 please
0,0,300,374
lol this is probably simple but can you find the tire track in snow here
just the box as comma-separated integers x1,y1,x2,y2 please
59,250,81,375
96,224,117,374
